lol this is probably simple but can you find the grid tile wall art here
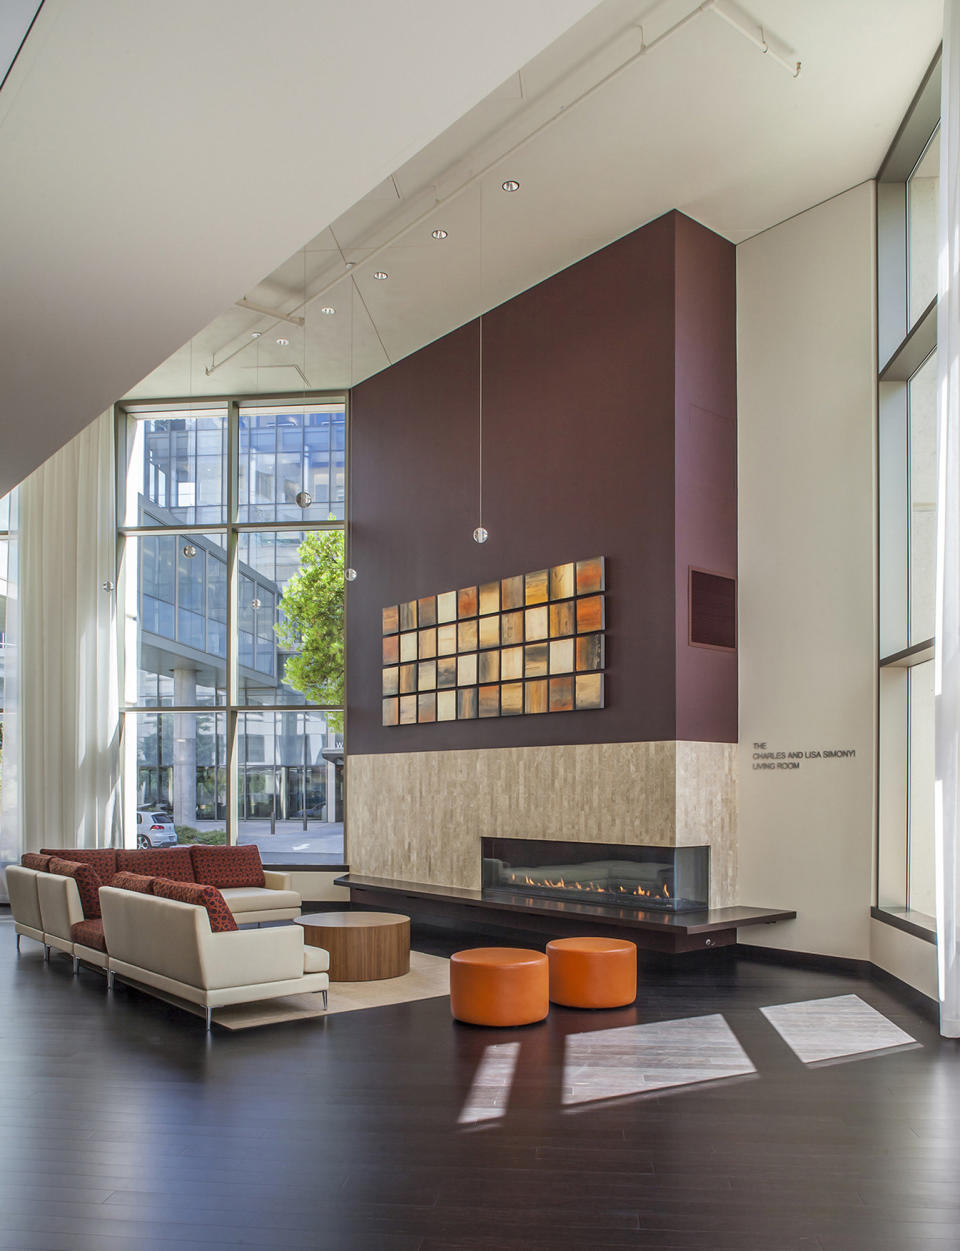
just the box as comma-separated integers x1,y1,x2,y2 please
381,557,605,726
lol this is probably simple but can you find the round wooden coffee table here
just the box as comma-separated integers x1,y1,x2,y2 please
296,911,410,981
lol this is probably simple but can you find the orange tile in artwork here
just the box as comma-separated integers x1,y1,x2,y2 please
458,586,478,618
478,581,500,615
576,556,605,595
576,595,604,633
479,650,500,684
525,569,549,605
382,605,399,636
524,680,548,714
549,676,574,712
418,628,437,659
382,634,399,665
549,601,575,638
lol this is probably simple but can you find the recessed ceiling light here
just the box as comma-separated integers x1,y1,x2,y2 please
251,331,262,338
431,228,448,240
276,337,289,346
320,306,336,315
373,271,388,280
501,179,520,193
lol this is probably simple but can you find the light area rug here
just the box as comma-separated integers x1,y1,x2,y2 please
207,950,451,1030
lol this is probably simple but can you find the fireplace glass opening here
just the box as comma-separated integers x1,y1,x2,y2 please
481,837,709,913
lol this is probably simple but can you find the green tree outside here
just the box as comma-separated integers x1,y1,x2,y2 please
274,529,345,731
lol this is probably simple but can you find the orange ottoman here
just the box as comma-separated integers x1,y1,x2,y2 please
450,947,549,1026
546,937,637,1009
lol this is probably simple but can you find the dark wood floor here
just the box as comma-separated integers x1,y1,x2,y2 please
1,907,958,1250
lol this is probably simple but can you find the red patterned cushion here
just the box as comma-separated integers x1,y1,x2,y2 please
112,871,156,894
41,848,118,886
21,852,52,871
70,919,107,953
117,847,195,882
151,878,238,933
190,845,265,889
47,857,102,920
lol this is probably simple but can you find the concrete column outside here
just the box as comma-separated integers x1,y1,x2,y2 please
173,667,197,828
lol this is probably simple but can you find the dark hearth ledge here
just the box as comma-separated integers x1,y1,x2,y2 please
335,873,795,955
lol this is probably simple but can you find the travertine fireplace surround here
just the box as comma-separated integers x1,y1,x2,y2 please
347,740,737,908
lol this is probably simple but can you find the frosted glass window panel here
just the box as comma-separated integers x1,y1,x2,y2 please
908,127,940,326
0,538,7,709
909,660,936,918
909,352,937,644
877,667,908,914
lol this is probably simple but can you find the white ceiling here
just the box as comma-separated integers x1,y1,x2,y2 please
126,0,943,406
0,0,604,495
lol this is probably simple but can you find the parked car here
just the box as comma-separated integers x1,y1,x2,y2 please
135,809,178,849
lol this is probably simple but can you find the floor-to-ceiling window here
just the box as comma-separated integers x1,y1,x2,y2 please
117,397,346,864
876,53,941,934
0,493,10,844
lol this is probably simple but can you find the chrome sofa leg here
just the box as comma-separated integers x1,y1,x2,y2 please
322,989,328,1010
205,1007,212,1032
15,933,21,953
72,955,79,976
43,945,50,963
107,970,115,991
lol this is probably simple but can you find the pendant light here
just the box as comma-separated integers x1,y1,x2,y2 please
473,315,488,543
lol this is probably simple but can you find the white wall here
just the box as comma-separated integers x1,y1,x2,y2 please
737,183,878,961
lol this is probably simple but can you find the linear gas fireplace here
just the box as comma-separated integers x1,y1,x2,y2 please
481,837,709,914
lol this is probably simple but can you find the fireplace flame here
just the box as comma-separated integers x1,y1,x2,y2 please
512,872,669,900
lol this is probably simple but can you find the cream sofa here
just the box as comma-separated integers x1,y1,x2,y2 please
99,886,328,1029
6,865,108,971
5,866,329,1029
6,866,46,954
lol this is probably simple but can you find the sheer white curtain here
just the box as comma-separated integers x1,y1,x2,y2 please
935,0,960,1037
0,411,120,887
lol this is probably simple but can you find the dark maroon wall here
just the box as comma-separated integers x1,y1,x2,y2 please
673,214,738,743
348,211,736,755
